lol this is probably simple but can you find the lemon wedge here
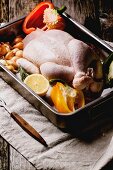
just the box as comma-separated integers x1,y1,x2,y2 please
24,74,49,96
65,86,85,111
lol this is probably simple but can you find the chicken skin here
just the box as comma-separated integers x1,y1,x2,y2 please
17,29,103,90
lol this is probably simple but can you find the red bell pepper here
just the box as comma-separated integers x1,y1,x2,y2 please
43,8,65,31
23,2,54,34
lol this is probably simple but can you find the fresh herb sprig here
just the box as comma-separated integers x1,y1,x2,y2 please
18,66,29,81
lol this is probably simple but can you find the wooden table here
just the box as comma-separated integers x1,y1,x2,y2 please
0,0,113,169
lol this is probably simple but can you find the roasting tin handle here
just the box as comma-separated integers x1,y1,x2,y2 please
63,12,113,53
89,94,113,121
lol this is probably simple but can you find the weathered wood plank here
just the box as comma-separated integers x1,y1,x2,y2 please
54,0,97,23
0,136,9,170
99,0,113,15
0,0,9,22
10,147,36,170
8,0,98,24
99,0,113,41
0,136,36,170
9,0,42,21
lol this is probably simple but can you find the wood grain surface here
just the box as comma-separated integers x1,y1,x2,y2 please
99,0,113,41
10,147,36,170
0,1,113,170
0,136,9,170
9,0,41,21
0,0,9,22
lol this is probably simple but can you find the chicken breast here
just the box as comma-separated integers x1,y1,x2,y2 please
23,28,44,47
23,29,73,47
23,30,72,67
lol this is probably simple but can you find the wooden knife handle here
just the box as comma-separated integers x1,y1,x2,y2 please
11,112,47,147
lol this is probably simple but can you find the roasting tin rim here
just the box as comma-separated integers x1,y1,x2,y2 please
0,16,26,29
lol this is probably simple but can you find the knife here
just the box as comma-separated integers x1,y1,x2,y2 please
0,97,47,147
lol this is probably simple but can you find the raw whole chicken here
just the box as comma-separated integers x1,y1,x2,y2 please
17,29,103,91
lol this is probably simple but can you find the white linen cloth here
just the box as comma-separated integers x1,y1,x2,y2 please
0,78,113,170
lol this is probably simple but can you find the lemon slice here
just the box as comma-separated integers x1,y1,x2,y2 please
24,74,49,96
